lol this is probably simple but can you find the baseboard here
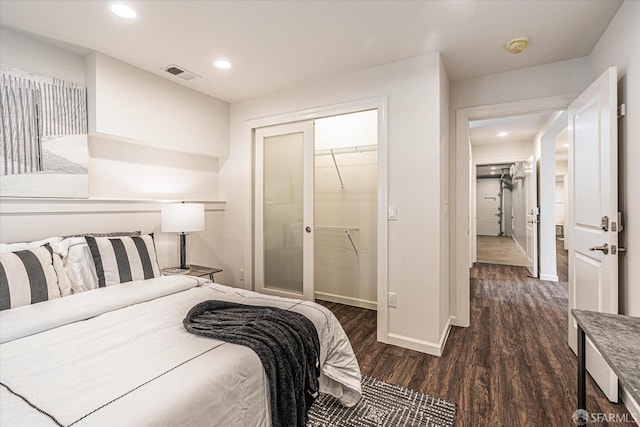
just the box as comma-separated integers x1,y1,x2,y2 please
539,274,559,282
314,292,377,310
387,317,452,356
622,386,640,425
450,315,470,328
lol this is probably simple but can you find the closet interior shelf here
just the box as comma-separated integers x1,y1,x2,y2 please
315,145,377,189
315,226,359,255
314,144,377,157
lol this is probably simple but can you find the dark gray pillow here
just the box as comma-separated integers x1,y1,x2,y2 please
62,231,142,239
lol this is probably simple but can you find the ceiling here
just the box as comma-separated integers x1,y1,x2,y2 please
471,111,570,163
0,0,622,103
469,112,552,146
476,163,513,179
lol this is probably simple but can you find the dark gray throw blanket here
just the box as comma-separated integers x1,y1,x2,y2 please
183,300,321,427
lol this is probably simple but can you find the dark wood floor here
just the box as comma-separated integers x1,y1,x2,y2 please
318,243,631,426
557,238,568,282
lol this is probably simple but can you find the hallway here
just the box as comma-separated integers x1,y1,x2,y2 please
476,235,531,268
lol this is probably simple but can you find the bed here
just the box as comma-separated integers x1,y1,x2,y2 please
0,235,362,426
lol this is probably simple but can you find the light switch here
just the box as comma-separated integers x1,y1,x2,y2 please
388,206,397,221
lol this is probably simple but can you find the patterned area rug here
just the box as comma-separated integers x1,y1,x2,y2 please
307,376,457,427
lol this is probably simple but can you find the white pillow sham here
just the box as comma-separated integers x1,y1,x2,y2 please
58,237,99,294
0,244,61,310
85,234,160,287
0,237,71,297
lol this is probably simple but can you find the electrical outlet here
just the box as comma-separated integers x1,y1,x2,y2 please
388,292,397,308
239,268,245,281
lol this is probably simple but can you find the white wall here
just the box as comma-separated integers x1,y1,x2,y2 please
0,26,85,85
590,0,640,318
556,159,568,175
512,175,527,253
438,58,450,337
472,140,534,164
0,200,225,279
555,177,565,226
223,53,450,354
88,135,219,200
450,57,593,319
556,159,569,247
86,52,229,157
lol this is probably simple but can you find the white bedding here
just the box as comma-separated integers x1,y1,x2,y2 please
0,276,361,426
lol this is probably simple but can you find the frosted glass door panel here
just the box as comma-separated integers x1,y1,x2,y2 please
263,132,304,293
255,120,314,300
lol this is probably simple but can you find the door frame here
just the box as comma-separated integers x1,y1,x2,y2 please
454,94,576,327
537,111,569,282
246,96,390,342
472,158,529,264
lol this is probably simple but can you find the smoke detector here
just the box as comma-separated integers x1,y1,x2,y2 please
162,65,200,81
504,37,529,54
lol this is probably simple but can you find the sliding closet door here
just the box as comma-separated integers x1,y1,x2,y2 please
255,121,314,300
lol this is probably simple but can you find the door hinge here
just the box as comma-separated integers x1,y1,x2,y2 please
618,103,626,118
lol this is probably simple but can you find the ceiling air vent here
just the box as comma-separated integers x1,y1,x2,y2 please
162,64,200,81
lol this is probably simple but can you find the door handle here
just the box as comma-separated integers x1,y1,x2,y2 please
589,244,609,255
305,226,312,233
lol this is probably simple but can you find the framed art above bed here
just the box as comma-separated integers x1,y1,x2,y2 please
0,63,89,199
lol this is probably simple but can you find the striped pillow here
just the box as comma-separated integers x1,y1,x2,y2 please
0,244,61,311
85,234,160,287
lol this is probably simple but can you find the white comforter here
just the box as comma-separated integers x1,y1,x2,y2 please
0,276,361,426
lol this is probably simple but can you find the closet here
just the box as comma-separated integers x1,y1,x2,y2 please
254,110,378,310
314,111,378,310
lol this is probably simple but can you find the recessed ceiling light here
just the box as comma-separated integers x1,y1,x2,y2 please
490,171,496,174
213,60,232,70
505,37,529,54
110,4,136,19
490,166,497,170
498,131,509,137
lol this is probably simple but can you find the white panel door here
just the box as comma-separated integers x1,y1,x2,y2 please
476,178,500,236
255,121,315,300
568,67,618,402
524,155,538,277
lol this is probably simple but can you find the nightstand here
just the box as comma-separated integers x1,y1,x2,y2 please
161,265,222,281
188,265,223,281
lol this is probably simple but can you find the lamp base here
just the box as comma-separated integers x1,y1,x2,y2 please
178,233,191,270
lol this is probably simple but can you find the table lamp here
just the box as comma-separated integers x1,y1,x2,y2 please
161,202,204,270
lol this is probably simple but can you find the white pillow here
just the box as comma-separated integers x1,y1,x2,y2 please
0,237,63,254
0,237,71,297
85,234,160,287
0,244,61,310
58,237,99,294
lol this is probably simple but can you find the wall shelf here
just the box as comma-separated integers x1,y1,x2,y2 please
315,226,359,255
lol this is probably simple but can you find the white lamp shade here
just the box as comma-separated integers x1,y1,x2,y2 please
161,203,205,233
